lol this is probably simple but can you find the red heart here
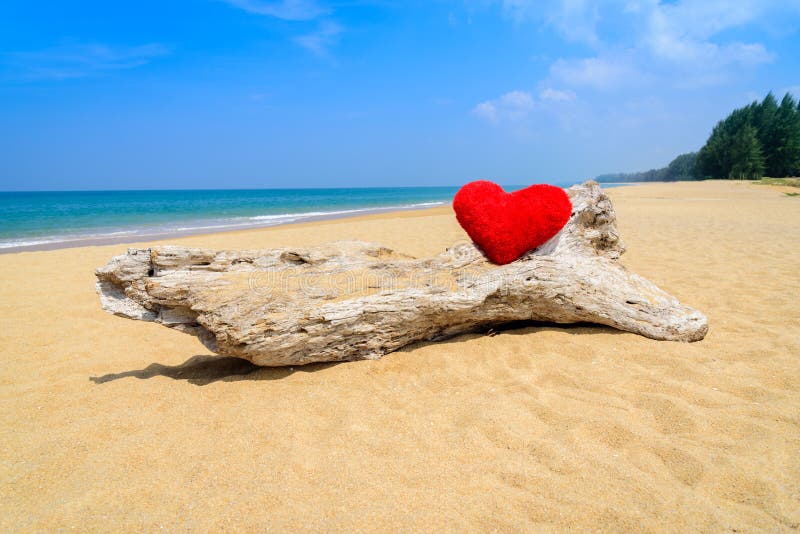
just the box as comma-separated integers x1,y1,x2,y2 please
453,181,572,265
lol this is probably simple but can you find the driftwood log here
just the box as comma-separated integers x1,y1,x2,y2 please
96,181,707,366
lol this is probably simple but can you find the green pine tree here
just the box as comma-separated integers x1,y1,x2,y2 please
665,152,698,180
754,93,779,175
771,93,800,177
728,124,765,179
696,92,800,179
634,90,799,182
696,125,727,178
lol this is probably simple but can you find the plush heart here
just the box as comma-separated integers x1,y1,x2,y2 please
453,181,572,265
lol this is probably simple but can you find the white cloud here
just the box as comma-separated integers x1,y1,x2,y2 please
473,90,535,123
539,87,576,101
222,0,328,20
487,0,798,89
645,0,771,42
645,2,775,66
473,88,575,124
725,43,774,65
499,0,600,44
549,56,639,89
223,0,344,56
545,0,601,45
473,101,499,122
293,21,343,56
7,43,169,80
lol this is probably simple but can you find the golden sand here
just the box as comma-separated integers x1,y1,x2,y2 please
1,180,798,531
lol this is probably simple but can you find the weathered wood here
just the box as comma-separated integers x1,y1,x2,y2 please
96,181,708,366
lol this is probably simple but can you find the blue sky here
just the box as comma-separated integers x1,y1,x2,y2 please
1,0,799,190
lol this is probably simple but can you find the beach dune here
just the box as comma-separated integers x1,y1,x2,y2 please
1,180,798,531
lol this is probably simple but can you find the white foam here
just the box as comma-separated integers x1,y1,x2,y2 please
0,201,447,251
247,202,444,222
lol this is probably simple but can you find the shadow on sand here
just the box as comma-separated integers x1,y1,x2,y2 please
90,355,338,386
90,322,623,386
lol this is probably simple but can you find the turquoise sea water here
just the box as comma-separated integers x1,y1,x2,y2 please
0,187,463,251
0,182,611,251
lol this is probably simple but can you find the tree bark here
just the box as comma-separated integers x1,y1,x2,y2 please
96,181,708,366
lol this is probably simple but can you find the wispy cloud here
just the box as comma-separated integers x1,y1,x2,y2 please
472,86,578,125
293,21,343,56
222,0,329,20
549,55,640,90
473,90,535,123
5,43,169,80
644,1,776,67
488,0,798,89
498,0,601,45
534,0,602,45
539,88,576,102
222,0,346,56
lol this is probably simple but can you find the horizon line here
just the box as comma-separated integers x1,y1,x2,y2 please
0,182,570,194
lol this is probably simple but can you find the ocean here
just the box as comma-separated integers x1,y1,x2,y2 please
0,182,607,252
0,187,461,252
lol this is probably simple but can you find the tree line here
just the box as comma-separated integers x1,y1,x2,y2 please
596,92,800,182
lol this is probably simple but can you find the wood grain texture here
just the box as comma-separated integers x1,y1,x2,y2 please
96,181,707,366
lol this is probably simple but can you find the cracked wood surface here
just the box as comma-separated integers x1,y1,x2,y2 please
96,181,708,366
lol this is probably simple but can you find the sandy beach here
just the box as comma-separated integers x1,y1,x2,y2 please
1,180,798,531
